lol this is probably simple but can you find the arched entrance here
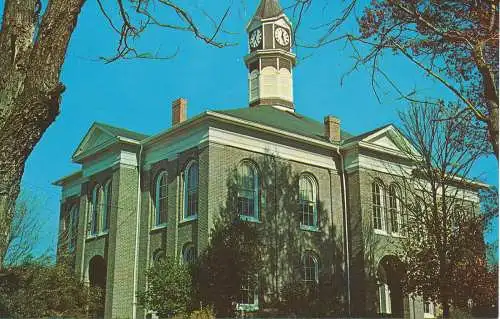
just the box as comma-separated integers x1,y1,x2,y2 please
377,255,405,317
88,255,107,317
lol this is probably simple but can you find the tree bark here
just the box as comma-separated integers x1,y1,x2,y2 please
0,0,86,269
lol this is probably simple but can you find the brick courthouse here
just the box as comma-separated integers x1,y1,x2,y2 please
54,1,481,318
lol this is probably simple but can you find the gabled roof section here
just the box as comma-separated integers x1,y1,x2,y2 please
342,123,419,157
95,122,149,141
254,0,283,19
215,105,353,143
72,122,148,162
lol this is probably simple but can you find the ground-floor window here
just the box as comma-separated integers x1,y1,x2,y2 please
236,275,258,312
378,283,391,314
424,299,435,318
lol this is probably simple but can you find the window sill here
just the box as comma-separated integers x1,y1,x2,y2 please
236,303,259,312
239,215,261,223
180,215,198,224
300,224,320,232
424,313,435,319
151,224,167,232
373,229,389,236
391,232,406,238
86,231,108,241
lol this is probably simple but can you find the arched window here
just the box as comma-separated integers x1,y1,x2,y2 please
299,175,318,229
102,179,112,232
90,185,102,235
184,161,199,219
388,184,401,234
154,171,168,226
152,249,166,266
237,161,259,221
302,252,319,283
372,181,385,231
68,205,79,252
182,243,196,264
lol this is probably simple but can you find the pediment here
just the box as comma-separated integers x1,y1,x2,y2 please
72,124,118,161
362,125,419,157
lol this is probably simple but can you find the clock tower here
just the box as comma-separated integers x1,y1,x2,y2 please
245,0,296,111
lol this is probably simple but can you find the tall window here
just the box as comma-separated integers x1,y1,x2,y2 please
182,243,196,264
237,162,259,220
152,249,165,266
102,179,112,232
372,182,385,231
155,171,168,226
237,274,258,311
388,184,401,234
90,185,102,235
184,161,199,219
302,252,319,283
299,175,318,229
68,205,79,252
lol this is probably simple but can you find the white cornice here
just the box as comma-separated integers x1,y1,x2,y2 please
206,111,338,150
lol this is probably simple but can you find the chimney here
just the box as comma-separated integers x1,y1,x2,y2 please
172,98,187,126
324,115,341,143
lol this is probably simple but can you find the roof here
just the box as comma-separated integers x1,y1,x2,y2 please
95,122,149,141
342,123,392,145
253,0,283,19
215,105,353,142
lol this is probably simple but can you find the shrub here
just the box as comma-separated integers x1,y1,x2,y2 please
137,257,192,318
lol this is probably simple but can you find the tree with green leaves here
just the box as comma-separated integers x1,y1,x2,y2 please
0,254,102,318
137,257,193,318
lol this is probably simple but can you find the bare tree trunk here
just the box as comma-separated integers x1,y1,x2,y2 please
0,0,86,269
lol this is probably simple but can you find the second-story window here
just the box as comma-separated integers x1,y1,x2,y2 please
154,171,168,226
372,181,385,231
388,184,401,234
90,184,102,235
299,175,318,230
184,161,199,220
68,205,79,251
237,161,259,221
102,179,112,232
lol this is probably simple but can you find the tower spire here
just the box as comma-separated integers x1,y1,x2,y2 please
253,0,283,19
245,0,296,111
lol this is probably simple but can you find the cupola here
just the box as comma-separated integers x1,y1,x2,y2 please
244,0,296,112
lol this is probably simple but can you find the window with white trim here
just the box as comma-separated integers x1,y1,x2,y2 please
89,185,102,236
102,179,112,232
423,298,434,318
372,182,385,231
184,161,199,220
154,171,168,226
67,205,79,252
237,162,259,221
237,274,258,311
182,243,196,264
302,252,319,283
299,175,318,230
388,184,402,234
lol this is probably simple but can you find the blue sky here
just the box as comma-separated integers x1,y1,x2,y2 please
4,1,497,258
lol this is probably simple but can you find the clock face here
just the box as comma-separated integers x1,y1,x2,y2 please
249,29,262,49
274,27,290,46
